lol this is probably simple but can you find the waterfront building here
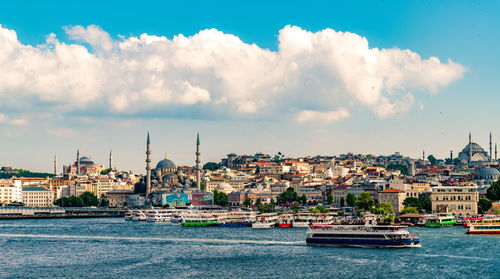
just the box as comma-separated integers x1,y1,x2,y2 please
0,180,22,205
22,186,54,207
106,190,134,207
430,186,479,215
378,189,406,213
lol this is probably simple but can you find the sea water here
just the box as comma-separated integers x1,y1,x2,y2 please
0,218,499,278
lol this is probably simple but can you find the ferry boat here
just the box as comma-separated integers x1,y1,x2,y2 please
146,210,176,223
306,217,420,248
425,213,456,227
181,213,219,227
278,215,293,228
466,222,500,234
462,217,485,228
252,214,279,229
130,210,147,221
218,212,253,227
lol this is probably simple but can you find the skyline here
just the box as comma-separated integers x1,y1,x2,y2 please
0,1,499,173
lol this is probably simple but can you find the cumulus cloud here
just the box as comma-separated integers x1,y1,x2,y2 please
0,24,465,122
296,109,351,123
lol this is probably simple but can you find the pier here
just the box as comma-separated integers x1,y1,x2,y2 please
0,207,125,220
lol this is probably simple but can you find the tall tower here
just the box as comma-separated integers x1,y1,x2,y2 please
54,154,57,175
490,132,493,162
109,150,113,170
146,133,152,198
76,149,80,175
496,143,498,161
450,150,453,163
468,132,472,166
195,133,201,190
422,150,425,162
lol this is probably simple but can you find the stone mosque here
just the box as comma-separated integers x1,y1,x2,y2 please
458,132,497,166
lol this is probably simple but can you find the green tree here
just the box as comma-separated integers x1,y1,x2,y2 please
100,168,112,175
203,162,220,171
291,204,300,214
427,155,438,166
422,199,432,212
346,193,356,207
99,199,109,207
278,187,298,204
327,193,333,205
403,197,422,210
257,204,275,213
298,194,307,205
400,206,419,215
386,164,409,175
256,198,262,205
478,198,493,214
243,198,253,207
372,202,393,216
271,152,285,163
80,192,99,206
337,210,345,216
310,208,320,214
315,205,329,213
356,192,375,211
213,190,229,207
340,197,345,207
486,180,500,201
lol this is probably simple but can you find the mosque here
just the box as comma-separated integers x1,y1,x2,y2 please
458,132,497,167
133,133,213,207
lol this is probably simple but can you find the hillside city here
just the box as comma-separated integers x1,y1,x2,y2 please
1,132,500,217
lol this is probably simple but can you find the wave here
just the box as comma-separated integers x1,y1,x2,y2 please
0,233,305,246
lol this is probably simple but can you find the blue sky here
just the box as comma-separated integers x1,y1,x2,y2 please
0,1,499,173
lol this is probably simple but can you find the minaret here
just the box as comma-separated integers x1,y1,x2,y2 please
496,143,498,161
195,133,201,190
450,150,453,163
422,150,425,163
146,133,152,198
109,150,113,170
53,154,57,175
489,132,493,162
468,132,472,166
76,149,80,175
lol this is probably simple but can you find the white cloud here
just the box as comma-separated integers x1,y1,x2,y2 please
0,113,5,123
10,118,28,126
296,109,351,123
0,24,465,122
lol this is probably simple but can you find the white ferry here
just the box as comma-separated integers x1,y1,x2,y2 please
252,214,279,229
306,217,420,248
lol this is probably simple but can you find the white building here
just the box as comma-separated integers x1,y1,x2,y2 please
22,187,54,207
0,180,22,204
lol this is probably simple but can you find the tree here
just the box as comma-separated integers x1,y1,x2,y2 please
213,190,229,207
271,152,285,163
256,198,262,206
356,192,375,211
486,180,500,201
386,164,409,175
327,193,333,205
427,155,438,166
400,206,419,215
203,162,220,171
100,168,112,175
291,204,300,214
346,193,356,207
80,192,99,206
315,205,329,213
278,187,298,204
422,199,432,212
340,197,345,207
403,197,422,210
372,202,393,216
478,198,493,214
337,210,345,216
310,208,320,214
243,198,253,207
298,194,307,205
257,204,275,213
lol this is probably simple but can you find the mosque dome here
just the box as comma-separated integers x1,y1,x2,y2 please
477,167,500,180
216,182,234,194
156,158,176,170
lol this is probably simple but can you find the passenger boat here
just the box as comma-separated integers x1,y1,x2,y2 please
306,217,420,248
252,214,279,229
124,210,133,221
218,212,253,227
130,210,147,221
146,210,176,223
466,222,500,234
278,215,293,228
463,216,500,228
425,213,456,227
181,213,219,227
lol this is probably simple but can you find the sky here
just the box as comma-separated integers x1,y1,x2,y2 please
0,0,499,174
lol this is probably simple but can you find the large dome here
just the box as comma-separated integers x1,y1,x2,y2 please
462,142,486,154
478,167,500,176
156,159,176,170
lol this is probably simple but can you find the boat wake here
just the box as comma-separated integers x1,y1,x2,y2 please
0,233,305,246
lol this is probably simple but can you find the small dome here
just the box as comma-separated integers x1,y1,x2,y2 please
216,182,234,194
478,167,500,176
156,159,176,170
